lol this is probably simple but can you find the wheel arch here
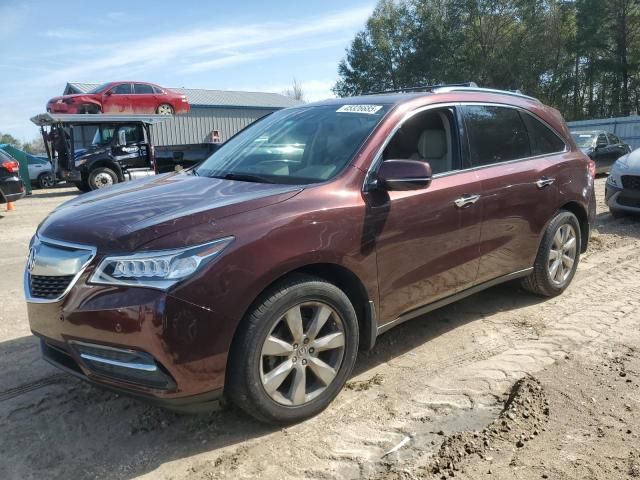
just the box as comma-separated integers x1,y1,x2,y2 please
86,160,124,182
230,262,377,358
559,201,589,253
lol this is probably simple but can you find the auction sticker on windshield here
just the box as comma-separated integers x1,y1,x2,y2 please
336,105,383,114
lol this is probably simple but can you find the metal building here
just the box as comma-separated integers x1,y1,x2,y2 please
568,116,640,150
64,83,303,147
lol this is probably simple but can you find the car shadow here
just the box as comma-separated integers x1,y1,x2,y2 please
0,281,546,480
28,188,80,200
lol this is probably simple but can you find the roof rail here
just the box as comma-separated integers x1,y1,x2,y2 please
433,86,540,102
363,82,479,96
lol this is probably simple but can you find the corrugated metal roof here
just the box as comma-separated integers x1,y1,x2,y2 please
65,82,303,109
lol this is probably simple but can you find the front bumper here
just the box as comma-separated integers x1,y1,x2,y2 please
26,263,231,410
47,103,80,114
605,183,640,213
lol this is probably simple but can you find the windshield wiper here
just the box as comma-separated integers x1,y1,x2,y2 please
218,173,273,183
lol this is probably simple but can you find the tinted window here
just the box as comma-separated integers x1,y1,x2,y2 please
196,104,390,184
134,83,154,94
608,133,621,144
597,133,608,145
119,125,143,143
463,106,530,166
152,86,164,94
521,113,566,156
111,83,132,94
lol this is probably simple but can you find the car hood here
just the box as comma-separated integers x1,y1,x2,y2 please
38,173,302,252
48,93,97,103
615,149,640,171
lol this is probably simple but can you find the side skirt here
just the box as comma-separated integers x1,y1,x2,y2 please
376,268,533,336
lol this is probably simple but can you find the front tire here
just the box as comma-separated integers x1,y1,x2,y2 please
226,274,359,424
521,210,581,297
37,172,55,189
79,104,101,114
88,167,118,190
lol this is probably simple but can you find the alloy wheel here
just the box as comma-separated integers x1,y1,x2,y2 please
548,224,577,286
157,104,174,115
260,302,346,406
93,172,114,188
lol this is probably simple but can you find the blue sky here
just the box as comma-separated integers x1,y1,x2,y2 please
0,0,374,141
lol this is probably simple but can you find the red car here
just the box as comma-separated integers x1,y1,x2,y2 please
47,82,190,115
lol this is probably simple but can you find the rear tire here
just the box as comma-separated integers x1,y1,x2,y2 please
521,210,581,297
226,274,359,424
156,104,174,115
88,167,118,190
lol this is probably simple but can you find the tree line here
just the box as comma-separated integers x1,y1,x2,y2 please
334,0,640,121
0,132,46,155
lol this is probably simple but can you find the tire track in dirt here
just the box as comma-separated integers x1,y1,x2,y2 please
178,243,640,480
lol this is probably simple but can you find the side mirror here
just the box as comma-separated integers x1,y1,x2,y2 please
377,159,432,191
117,130,127,146
104,90,112,96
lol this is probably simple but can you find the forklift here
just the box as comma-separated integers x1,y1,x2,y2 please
31,113,170,192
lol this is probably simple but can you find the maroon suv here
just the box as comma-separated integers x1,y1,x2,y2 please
25,86,596,423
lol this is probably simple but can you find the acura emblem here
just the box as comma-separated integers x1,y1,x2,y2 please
27,246,36,272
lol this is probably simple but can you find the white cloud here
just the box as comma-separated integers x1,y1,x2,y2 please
42,28,92,40
33,5,372,86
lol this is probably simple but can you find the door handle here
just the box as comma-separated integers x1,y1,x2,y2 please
535,176,555,189
454,194,481,208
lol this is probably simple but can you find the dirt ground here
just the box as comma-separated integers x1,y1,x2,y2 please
1,177,640,480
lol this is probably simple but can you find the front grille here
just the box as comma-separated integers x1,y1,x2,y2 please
621,175,640,190
29,275,74,299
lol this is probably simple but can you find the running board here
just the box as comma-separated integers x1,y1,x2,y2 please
376,268,533,335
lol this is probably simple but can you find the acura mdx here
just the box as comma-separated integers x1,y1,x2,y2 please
25,86,596,424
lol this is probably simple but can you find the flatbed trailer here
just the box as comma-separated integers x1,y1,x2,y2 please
31,113,220,191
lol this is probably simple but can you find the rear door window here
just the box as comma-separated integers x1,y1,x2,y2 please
462,105,530,166
521,113,566,156
134,83,154,94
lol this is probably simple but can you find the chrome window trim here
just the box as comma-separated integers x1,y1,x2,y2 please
24,235,97,304
363,101,569,191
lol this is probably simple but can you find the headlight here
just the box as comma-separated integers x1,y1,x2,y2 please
90,237,234,290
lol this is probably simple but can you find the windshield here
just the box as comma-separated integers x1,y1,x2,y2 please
571,133,596,148
194,104,390,184
87,83,111,94
90,126,115,146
